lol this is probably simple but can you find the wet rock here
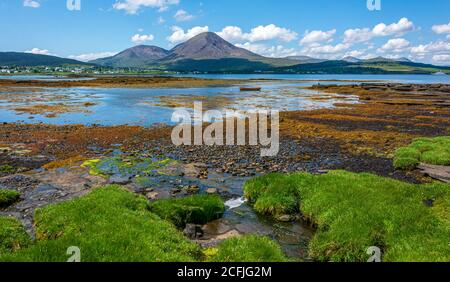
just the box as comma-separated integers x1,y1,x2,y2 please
423,199,434,207
108,175,133,185
146,191,159,200
277,214,298,222
183,224,204,239
206,188,218,194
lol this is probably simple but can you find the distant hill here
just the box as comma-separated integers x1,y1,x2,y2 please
0,52,89,67
342,56,362,63
91,45,169,68
285,55,326,64
273,60,450,74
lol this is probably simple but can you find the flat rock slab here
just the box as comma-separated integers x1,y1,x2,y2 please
418,163,450,183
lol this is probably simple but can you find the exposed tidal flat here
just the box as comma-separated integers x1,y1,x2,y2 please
0,75,450,262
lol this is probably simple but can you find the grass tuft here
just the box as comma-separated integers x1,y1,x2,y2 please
0,217,31,255
207,235,289,262
150,195,225,228
244,170,450,262
394,136,450,169
0,190,21,208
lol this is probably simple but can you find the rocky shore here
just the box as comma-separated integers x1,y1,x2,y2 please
1,82,449,259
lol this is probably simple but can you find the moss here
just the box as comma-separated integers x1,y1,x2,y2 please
150,195,225,228
0,190,21,208
0,186,201,262
0,165,16,174
244,173,300,216
81,156,177,178
394,136,450,170
0,217,31,255
208,235,289,262
244,171,450,262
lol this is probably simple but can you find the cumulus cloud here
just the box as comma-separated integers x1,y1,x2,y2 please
432,22,450,34
378,38,410,53
372,18,414,36
217,24,297,43
235,43,297,58
432,54,450,64
167,26,209,44
410,41,450,56
174,9,194,22
303,43,350,55
131,33,155,44
300,29,336,45
69,52,118,62
113,0,179,14
23,0,40,8
344,18,414,44
25,48,51,55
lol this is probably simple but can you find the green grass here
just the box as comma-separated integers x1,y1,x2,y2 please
0,186,201,262
0,217,31,255
0,165,16,174
150,195,225,228
244,170,450,262
394,136,450,170
207,235,289,262
0,190,21,208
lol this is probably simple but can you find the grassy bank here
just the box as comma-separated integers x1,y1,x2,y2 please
0,186,286,262
394,136,450,169
244,170,450,262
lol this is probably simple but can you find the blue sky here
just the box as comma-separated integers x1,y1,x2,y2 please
1,0,449,64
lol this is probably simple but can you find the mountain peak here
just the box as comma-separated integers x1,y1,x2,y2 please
167,32,262,61
90,45,169,67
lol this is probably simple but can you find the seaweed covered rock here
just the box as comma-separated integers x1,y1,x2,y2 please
150,195,225,228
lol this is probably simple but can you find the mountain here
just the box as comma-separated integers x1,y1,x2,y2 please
0,52,89,67
164,32,263,61
91,45,169,68
363,56,412,63
342,56,362,63
285,55,326,64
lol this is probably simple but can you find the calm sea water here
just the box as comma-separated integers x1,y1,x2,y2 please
0,74,448,126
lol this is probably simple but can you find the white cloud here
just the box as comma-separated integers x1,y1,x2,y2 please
217,24,297,43
167,26,209,44
410,41,450,56
113,0,179,14
432,54,450,63
378,38,410,53
344,50,364,58
372,18,414,36
344,18,414,44
300,29,336,45
23,0,40,8
303,43,350,54
174,9,194,22
235,43,297,58
131,33,155,44
25,48,51,55
68,52,118,62
158,16,165,24
343,28,373,44
432,22,450,34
